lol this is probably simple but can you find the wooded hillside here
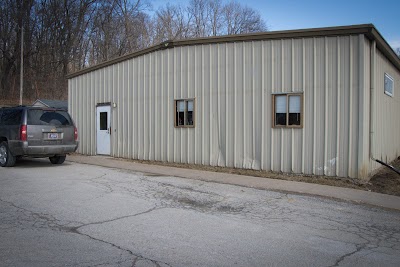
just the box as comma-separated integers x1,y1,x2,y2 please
0,0,266,104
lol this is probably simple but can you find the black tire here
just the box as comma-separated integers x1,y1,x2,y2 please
49,155,66,165
0,141,17,167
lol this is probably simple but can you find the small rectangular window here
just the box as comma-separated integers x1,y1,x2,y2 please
100,112,107,130
175,99,195,127
273,93,303,128
384,73,394,97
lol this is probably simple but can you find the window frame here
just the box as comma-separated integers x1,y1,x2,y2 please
384,73,394,97
272,93,303,128
174,98,195,128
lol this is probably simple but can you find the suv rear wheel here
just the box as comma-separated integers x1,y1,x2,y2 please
0,141,17,167
49,155,66,164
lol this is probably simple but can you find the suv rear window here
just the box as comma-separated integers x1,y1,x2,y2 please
1,109,23,125
28,109,72,126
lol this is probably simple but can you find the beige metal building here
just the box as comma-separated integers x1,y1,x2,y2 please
67,24,400,180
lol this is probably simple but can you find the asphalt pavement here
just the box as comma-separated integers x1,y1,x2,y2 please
0,157,399,267
68,154,400,211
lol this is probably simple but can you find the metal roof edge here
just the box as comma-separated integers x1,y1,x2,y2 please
66,24,399,79
66,43,167,79
366,27,400,71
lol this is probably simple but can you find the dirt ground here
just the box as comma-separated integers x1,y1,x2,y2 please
368,158,400,196
121,157,400,197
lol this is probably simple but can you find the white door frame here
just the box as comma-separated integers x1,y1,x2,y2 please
96,104,111,155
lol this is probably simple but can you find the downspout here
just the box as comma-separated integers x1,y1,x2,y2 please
369,40,376,160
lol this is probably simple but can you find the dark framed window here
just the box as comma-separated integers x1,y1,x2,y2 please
273,93,303,128
27,109,72,126
384,73,394,97
1,109,22,125
175,99,195,127
99,112,107,130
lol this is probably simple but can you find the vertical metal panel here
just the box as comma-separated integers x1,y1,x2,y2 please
217,43,226,167
133,58,138,160
210,44,218,166
314,37,325,175
281,39,292,173
337,37,350,177
121,61,127,158
292,38,303,174
325,37,338,176
225,43,234,167
335,37,341,176
243,42,253,169
154,51,161,161
357,35,370,179
254,41,262,170
349,36,360,178
143,53,149,160
370,44,400,173
271,40,281,172
69,34,369,178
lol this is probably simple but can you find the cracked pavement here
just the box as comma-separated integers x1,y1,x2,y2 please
0,158,399,267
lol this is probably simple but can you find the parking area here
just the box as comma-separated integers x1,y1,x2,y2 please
1,158,400,266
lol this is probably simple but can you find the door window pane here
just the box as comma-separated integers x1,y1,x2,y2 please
100,112,107,130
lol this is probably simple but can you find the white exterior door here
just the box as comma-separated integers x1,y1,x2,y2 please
96,105,111,155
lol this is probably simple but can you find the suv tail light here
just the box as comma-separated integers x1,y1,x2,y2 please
74,126,78,141
20,125,27,141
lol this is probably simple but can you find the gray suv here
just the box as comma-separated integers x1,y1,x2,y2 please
0,106,79,167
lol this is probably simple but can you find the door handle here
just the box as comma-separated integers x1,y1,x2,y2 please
107,127,111,135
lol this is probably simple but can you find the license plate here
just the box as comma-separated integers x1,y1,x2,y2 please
48,133,59,139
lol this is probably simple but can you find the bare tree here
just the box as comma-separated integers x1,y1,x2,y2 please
88,0,150,63
0,0,35,99
187,0,210,37
152,4,190,43
34,0,96,98
186,0,225,37
222,1,266,35
208,0,223,36
154,0,266,40
0,0,268,102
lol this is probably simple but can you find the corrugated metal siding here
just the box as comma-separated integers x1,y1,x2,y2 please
69,34,366,178
369,46,400,173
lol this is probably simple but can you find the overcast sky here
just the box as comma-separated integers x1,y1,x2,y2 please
151,0,400,50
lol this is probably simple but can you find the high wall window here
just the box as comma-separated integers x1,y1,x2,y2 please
273,93,303,128
384,73,394,97
175,99,195,127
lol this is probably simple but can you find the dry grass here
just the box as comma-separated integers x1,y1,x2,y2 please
368,158,400,196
